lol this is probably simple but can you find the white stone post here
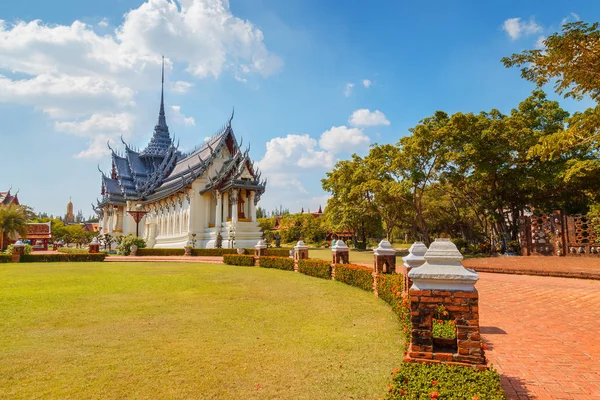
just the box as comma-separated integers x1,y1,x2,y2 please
374,240,397,273
216,192,223,227
293,240,309,271
332,240,349,264
231,189,239,223
401,241,428,290
249,191,256,221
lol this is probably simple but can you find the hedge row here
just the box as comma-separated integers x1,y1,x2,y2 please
58,247,102,254
334,263,373,291
20,253,107,262
377,273,410,346
135,248,254,256
0,254,11,263
298,258,331,279
258,256,294,271
223,254,255,266
386,362,504,400
265,248,293,257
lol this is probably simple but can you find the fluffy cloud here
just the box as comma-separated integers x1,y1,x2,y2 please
319,126,370,154
257,134,334,172
362,79,371,88
170,105,195,126
502,17,542,40
0,0,281,158
348,109,390,127
54,113,134,159
344,83,354,97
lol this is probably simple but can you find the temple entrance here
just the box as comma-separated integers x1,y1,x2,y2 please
237,193,245,219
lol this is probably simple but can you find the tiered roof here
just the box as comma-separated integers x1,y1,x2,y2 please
0,189,19,206
96,59,266,211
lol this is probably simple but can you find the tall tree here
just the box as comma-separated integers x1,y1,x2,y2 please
0,205,28,250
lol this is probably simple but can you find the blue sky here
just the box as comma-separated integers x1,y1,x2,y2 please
1,0,598,218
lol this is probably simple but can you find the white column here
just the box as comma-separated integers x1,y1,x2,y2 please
231,189,238,223
204,195,211,228
249,191,256,221
215,192,222,227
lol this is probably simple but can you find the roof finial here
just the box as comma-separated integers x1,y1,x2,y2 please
158,55,167,128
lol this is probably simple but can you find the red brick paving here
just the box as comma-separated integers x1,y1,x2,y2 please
464,256,600,280
478,272,600,399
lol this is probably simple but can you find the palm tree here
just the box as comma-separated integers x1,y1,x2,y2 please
0,204,28,251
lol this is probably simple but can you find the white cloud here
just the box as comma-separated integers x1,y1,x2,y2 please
362,79,371,88
54,113,134,159
171,80,194,93
0,0,282,158
319,126,370,154
170,105,195,126
348,109,390,127
502,17,542,40
257,134,334,172
535,36,546,49
344,83,354,97
561,12,580,26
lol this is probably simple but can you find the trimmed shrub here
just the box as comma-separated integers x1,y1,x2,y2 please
223,254,255,266
57,247,93,254
136,248,185,256
377,273,410,346
386,362,504,399
20,253,106,262
117,235,146,255
192,248,249,256
334,263,373,291
4,244,33,255
259,256,294,271
298,258,331,279
0,254,11,263
266,248,293,257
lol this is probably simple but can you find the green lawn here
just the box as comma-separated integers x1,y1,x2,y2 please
0,262,404,399
307,248,408,266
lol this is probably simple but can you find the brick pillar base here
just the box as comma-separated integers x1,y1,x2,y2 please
405,288,487,370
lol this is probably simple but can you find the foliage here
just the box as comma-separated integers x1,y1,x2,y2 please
432,320,457,339
223,254,255,266
376,273,410,346
502,20,600,194
386,362,504,399
277,213,328,244
57,247,96,254
117,235,146,256
0,204,28,250
258,256,294,271
334,263,373,291
297,258,331,279
136,248,185,256
0,254,11,263
4,243,32,255
20,253,106,262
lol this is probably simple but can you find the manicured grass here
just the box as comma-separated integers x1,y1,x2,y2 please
0,262,404,399
308,248,407,266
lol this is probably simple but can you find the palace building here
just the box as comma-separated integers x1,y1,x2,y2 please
95,60,266,248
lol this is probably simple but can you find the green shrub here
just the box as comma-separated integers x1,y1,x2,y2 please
20,253,106,262
377,273,410,346
223,254,255,266
259,256,294,271
395,249,409,257
4,243,32,255
117,235,146,256
0,254,11,263
136,248,185,256
192,248,249,256
334,263,373,291
386,362,504,399
298,258,331,279
57,247,93,254
266,248,293,257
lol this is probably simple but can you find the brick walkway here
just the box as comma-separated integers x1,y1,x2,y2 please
478,272,600,399
464,256,600,280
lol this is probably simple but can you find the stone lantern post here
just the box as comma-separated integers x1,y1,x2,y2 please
11,239,25,262
331,240,349,264
401,241,428,290
405,238,486,368
374,240,396,274
254,239,267,258
293,240,309,271
89,237,100,254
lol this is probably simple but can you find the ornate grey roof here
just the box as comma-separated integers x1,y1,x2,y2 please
96,62,266,210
